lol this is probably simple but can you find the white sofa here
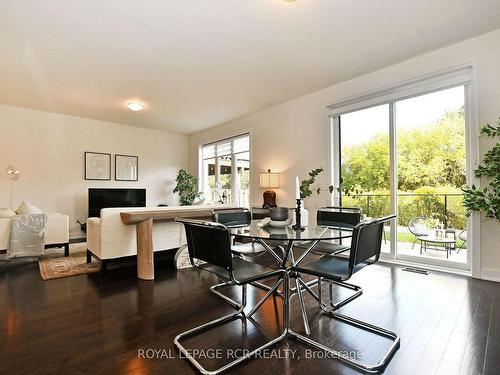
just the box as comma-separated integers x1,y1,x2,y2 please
0,213,70,255
86,205,226,267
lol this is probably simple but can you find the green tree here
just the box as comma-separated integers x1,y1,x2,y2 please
397,108,465,190
341,107,465,192
341,133,390,192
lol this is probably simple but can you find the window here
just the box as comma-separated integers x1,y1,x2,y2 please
200,134,250,207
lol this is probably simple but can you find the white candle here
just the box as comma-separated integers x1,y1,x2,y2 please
295,176,300,200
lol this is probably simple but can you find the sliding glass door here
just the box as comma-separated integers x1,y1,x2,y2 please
394,87,467,266
339,104,393,254
334,85,469,270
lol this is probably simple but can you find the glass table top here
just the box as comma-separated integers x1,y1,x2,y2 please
229,220,353,241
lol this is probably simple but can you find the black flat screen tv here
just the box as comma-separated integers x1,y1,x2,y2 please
88,188,146,218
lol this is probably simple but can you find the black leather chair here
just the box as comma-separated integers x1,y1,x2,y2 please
293,207,363,310
174,218,287,374
290,215,400,373
295,206,362,255
212,208,267,256
211,208,275,307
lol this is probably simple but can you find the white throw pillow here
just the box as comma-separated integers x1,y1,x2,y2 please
16,201,43,215
0,208,16,218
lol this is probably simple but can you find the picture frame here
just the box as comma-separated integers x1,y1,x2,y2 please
115,154,139,181
84,152,111,180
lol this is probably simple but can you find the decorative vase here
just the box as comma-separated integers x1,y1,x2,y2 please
301,203,309,227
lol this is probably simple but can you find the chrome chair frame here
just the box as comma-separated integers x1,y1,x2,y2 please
294,206,364,311
210,207,282,308
290,215,400,373
174,218,288,375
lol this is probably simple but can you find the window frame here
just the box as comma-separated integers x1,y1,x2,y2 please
327,64,480,276
198,133,251,207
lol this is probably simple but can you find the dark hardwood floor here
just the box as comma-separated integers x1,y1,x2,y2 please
1,252,499,375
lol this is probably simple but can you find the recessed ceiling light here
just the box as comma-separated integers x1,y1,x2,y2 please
126,102,145,111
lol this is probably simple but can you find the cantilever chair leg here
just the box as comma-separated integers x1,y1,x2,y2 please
288,308,400,373
291,277,332,334
210,278,283,310
318,278,363,311
211,280,284,311
210,281,242,309
175,274,289,375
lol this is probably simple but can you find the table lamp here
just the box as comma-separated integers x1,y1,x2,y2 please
259,169,279,208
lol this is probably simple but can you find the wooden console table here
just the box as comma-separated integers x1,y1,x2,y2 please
120,208,213,280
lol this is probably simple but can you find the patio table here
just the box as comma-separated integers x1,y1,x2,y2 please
417,235,456,259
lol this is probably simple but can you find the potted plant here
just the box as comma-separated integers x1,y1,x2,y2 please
462,119,500,221
173,169,202,206
296,168,334,226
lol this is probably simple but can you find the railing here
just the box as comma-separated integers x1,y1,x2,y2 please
342,193,465,229
205,189,250,207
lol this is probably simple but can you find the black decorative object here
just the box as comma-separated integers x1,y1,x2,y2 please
292,199,305,231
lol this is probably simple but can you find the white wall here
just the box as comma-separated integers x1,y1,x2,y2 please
0,105,188,238
189,29,500,280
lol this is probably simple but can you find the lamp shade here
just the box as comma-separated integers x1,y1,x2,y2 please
260,169,279,189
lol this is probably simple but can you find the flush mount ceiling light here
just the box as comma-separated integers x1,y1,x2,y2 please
126,102,145,111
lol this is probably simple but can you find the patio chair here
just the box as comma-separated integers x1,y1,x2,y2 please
408,217,429,249
458,229,467,251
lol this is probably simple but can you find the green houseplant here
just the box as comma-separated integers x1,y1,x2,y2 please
299,168,325,199
299,167,353,199
462,118,500,221
173,169,201,206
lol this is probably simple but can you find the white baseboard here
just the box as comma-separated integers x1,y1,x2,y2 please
480,267,500,283
379,257,472,277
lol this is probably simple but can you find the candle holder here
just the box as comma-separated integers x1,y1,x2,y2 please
292,199,305,231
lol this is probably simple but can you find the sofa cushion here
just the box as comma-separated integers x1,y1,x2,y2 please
16,201,42,215
0,208,16,218
0,213,69,251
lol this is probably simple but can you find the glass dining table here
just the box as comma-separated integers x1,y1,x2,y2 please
229,220,353,265
229,220,354,334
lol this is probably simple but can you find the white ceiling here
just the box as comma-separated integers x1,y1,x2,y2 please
1,1,500,134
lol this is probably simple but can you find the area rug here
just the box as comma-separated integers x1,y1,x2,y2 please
39,243,100,280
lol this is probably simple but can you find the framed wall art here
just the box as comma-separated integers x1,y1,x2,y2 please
115,154,138,181
84,152,111,180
